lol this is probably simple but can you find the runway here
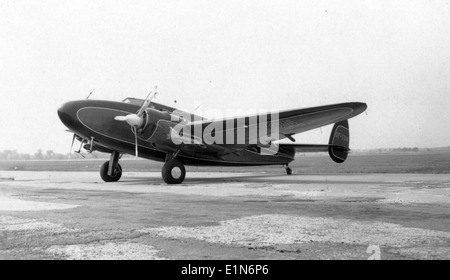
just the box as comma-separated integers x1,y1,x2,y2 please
0,171,449,259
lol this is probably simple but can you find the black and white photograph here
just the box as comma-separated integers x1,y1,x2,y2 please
0,0,449,264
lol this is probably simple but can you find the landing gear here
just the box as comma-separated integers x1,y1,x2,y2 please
100,161,122,182
100,151,122,182
284,165,292,175
162,159,186,184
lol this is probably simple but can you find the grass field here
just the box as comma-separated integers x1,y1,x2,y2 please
1,152,449,174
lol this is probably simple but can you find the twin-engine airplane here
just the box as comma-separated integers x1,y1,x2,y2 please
57,90,367,184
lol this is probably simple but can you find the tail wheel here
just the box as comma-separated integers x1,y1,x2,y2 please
285,165,292,175
162,159,186,184
100,161,122,182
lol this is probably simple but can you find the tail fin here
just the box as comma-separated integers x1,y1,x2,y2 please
328,120,350,163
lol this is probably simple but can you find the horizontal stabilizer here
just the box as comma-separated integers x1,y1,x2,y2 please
278,120,350,163
278,144,349,154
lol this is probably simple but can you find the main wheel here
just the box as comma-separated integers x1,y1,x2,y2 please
100,161,122,182
162,159,186,184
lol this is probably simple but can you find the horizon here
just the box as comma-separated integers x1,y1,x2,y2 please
1,144,449,158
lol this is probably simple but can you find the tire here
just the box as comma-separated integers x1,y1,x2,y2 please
100,161,122,182
162,159,186,184
286,167,292,175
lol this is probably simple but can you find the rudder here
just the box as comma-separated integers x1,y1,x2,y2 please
328,120,350,163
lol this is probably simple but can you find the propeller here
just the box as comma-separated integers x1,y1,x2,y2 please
114,88,158,158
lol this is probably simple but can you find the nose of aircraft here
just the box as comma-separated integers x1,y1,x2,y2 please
57,101,81,130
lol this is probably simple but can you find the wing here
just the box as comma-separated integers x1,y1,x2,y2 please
181,102,367,145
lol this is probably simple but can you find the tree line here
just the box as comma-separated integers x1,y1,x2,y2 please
2,146,449,160
0,149,109,160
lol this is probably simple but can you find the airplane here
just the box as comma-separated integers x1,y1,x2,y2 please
57,91,367,184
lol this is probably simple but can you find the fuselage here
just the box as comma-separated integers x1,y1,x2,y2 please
57,99,295,166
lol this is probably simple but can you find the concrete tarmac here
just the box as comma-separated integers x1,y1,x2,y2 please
0,171,449,259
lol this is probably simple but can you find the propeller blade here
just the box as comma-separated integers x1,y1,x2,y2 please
137,88,158,117
132,126,138,159
68,134,76,161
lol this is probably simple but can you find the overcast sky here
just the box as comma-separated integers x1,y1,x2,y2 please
1,0,450,153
